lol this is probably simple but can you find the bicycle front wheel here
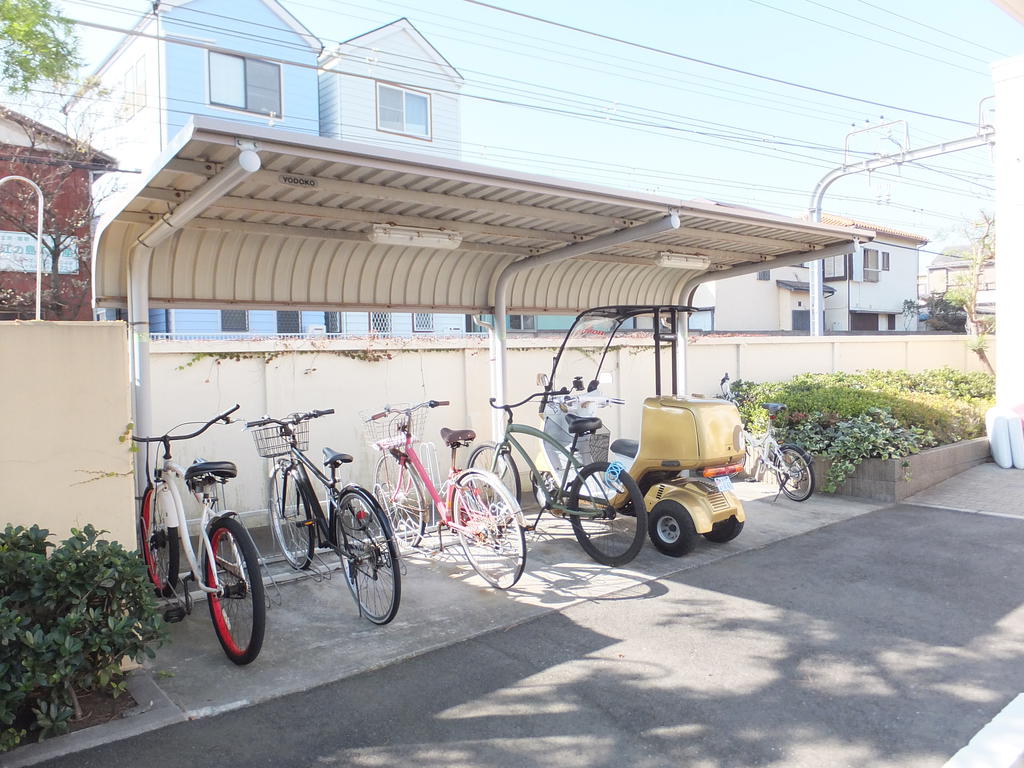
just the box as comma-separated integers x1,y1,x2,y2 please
204,516,266,665
139,486,179,597
334,489,401,625
777,445,815,502
568,462,648,567
372,452,427,549
269,467,314,569
454,469,526,590
466,442,522,503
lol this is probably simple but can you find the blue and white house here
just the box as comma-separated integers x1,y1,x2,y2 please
86,0,469,337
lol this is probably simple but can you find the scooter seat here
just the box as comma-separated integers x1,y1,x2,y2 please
610,438,639,459
565,413,602,435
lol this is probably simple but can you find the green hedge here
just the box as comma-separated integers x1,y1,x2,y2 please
0,525,165,752
729,368,993,492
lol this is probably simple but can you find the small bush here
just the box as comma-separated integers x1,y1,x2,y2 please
0,525,165,752
730,368,992,492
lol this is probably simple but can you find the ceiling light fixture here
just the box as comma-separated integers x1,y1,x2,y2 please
656,252,711,270
368,224,462,250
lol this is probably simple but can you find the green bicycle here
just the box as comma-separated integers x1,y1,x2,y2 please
469,387,647,567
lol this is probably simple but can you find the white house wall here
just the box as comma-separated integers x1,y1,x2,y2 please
319,25,461,158
840,240,920,329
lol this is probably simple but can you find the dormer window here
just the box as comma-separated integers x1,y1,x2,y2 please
209,52,281,117
376,83,430,138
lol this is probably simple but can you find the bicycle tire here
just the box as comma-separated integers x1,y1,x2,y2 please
334,488,401,625
139,486,179,598
372,452,427,549
269,467,314,569
777,444,815,502
568,461,648,567
204,515,266,665
466,442,522,503
454,469,526,590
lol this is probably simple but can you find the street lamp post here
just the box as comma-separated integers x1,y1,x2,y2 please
0,175,46,320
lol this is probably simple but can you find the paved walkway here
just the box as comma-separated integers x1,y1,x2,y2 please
12,460,1024,767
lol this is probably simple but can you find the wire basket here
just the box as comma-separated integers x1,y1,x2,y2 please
575,427,610,466
250,420,308,458
361,405,429,450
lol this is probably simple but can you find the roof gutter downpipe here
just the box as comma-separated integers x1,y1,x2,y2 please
127,149,261,499
490,211,679,435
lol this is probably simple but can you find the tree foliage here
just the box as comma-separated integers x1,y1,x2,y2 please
0,0,80,92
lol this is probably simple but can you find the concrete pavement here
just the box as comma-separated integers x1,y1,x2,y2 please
10,461,1024,766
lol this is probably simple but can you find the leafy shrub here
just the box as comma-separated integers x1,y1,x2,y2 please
729,368,991,492
0,525,164,752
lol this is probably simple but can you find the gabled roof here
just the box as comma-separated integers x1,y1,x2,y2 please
820,214,928,245
776,279,836,297
83,0,321,87
321,18,463,83
0,107,115,166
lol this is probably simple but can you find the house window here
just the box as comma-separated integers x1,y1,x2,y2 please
370,312,392,335
863,249,880,283
377,83,430,138
325,312,341,334
413,313,434,332
508,314,536,332
756,270,770,281
209,52,281,116
881,251,890,271
221,309,248,332
824,253,847,280
121,57,146,119
277,310,301,334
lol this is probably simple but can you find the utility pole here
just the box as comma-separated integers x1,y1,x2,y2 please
807,127,996,336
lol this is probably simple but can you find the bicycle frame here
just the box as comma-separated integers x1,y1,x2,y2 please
278,445,349,550
384,431,484,535
151,461,223,596
496,423,605,518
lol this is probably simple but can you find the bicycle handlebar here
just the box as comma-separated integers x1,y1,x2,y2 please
489,388,570,411
244,408,334,429
133,404,240,444
368,399,449,421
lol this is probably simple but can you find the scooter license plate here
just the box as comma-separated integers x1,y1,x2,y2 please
714,476,734,493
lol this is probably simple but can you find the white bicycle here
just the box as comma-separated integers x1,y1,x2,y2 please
721,374,815,502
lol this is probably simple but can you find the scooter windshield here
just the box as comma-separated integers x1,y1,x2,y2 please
550,313,622,392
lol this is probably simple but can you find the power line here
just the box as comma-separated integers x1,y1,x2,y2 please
851,0,1010,58
460,0,979,127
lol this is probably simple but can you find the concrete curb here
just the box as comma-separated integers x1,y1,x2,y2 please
3,671,186,768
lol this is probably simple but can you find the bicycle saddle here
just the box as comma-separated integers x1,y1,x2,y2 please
761,403,787,416
440,427,476,447
565,413,602,435
184,460,237,486
323,448,353,469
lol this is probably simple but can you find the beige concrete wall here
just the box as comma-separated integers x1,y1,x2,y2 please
146,333,993,520
1,321,135,545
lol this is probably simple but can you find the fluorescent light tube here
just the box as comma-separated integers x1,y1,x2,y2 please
657,252,711,270
368,224,462,249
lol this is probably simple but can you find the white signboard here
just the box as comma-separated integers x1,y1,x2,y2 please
0,231,79,274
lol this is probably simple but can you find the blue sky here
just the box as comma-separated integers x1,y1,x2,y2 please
59,0,1023,259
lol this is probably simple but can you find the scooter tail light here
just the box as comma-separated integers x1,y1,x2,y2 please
703,463,744,478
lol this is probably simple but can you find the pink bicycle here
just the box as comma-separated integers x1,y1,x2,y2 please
366,399,526,589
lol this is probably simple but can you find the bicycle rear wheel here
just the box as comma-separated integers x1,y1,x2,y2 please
372,452,427,549
204,516,266,665
334,489,401,625
139,486,179,597
454,469,526,590
269,467,314,569
466,442,522,503
777,445,815,502
568,462,647,567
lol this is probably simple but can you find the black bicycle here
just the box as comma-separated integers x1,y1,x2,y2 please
246,409,401,624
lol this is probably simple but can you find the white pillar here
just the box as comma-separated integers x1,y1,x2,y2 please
994,57,1024,405
127,244,153,498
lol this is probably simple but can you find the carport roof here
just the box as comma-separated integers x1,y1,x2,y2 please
94,117,874,314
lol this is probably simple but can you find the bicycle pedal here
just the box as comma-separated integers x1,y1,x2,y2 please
522,524,536,532
163,605,186,623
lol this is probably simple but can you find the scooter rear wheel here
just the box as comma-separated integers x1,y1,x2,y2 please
567,462,647,567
